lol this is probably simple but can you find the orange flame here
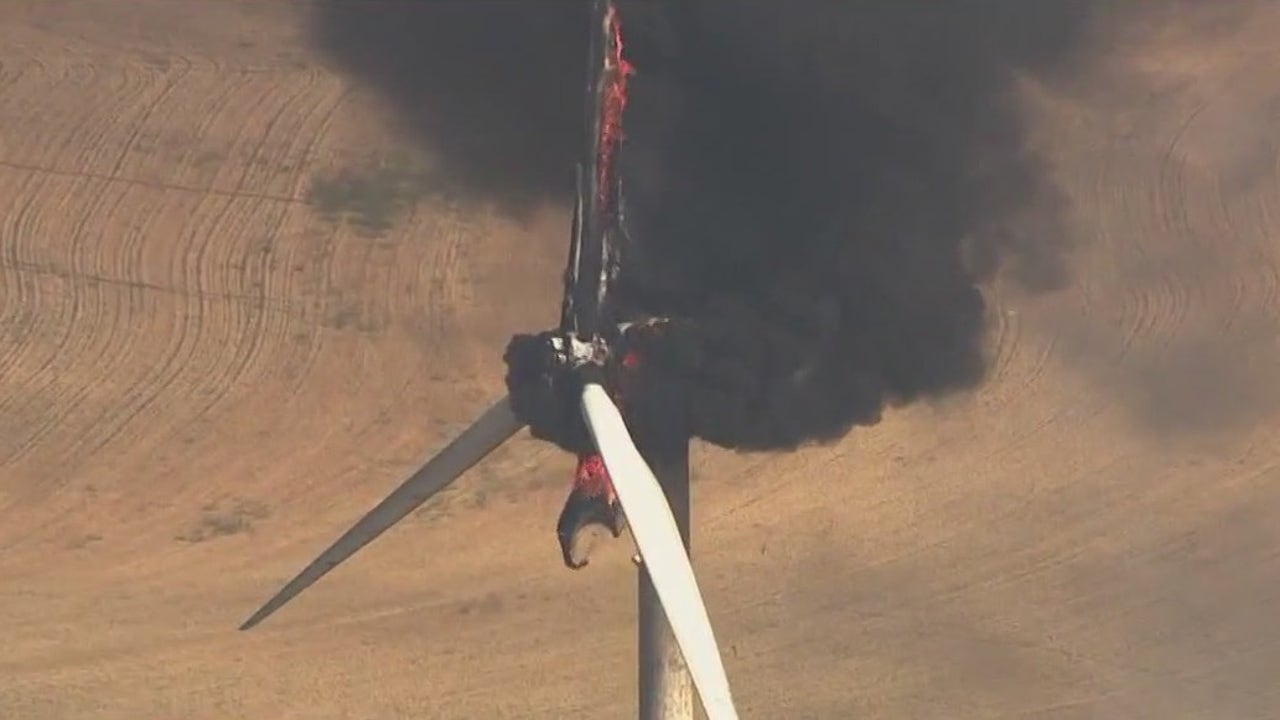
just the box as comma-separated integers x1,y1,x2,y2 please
597,3,635,213
574,452,614,498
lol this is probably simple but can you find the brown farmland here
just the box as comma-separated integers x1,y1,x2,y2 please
2,2,1279,718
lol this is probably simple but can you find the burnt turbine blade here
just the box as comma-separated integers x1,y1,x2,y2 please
556,479,626,570
239,395,525,631
578,383,739,719
561,0,624,338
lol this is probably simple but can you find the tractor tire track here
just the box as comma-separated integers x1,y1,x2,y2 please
0,171,69,465
0,170,49,386
0,45,196,476
278,87,351,397
173,81,317,427
3,180,134,470
202,75,350,412
48,64,259,462
71,67,307,460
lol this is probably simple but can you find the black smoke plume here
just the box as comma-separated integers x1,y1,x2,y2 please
314,1,1095,453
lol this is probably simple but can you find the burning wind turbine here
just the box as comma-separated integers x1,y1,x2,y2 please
240,2,739,718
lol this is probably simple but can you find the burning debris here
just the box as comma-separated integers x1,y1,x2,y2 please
557,453,623,569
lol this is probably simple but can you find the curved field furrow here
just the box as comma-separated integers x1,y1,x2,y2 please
267,89,354,402
1,178,133,472
58,72,325,474
178,73,326,426
0,171,50,384
0,45,211,488
0,60,37,387
28,101,257,471
280,223,340,397
21,152,227,459
0,172,74,464
1129,130,1197,357
404,208,479,370
0,52,141,170
73,199,227,465
974,285,1063,431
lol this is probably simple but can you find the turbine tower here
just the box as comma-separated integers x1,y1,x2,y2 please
240,3,738,718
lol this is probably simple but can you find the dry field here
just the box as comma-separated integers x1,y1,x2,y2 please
2,2,1278,718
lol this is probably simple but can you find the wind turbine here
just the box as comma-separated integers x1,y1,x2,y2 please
240,2,740,718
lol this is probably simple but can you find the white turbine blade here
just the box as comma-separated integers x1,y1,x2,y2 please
579,383,739,720
240,395,525,631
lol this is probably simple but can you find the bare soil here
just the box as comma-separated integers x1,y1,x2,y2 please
2,2,1278,718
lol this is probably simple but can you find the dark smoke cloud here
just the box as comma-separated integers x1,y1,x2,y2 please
313,1,1096,452
601,1,1092,450
310,0,590,214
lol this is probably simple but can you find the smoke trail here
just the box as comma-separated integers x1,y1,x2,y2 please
313,1,1096,452
553,1,1092,451
311,1,590,214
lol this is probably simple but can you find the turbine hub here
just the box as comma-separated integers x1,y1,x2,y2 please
547,331,611,369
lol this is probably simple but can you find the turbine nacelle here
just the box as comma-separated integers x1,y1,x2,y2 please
545,319,670,370
547,331,611,369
